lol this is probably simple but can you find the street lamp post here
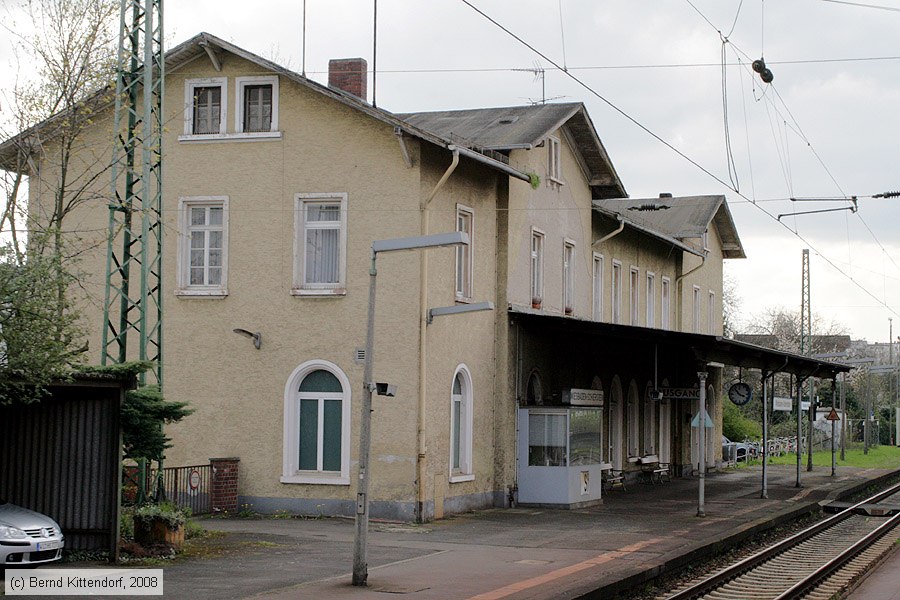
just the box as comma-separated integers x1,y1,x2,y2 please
352,231,469,587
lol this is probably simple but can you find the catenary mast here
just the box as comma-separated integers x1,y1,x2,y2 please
101,0,164,387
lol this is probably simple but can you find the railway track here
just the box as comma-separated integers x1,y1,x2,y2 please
658,482,900,600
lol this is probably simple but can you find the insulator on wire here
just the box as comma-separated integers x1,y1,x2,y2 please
752,58,774,84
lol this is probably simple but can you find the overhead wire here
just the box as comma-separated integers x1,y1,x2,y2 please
736,54,758,202
816,0,900,12
721,35,740,191
457,0,900,321
685,0,900,289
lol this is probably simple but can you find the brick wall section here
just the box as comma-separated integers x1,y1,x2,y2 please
328,58,368,101
209,457,240,514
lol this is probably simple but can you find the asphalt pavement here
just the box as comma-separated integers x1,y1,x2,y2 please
3,464,897,599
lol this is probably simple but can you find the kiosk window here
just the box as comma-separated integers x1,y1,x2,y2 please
528,412,567,466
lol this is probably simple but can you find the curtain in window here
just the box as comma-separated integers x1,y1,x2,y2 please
244,85,272,132
188,205,223,286
305,203,341,284
193,87,221,134
528,413,567,467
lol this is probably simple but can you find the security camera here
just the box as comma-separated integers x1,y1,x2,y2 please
375,382,397,397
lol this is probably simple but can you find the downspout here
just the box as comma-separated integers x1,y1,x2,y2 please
674,253,706,331
592,214,625,247
417,147,459,523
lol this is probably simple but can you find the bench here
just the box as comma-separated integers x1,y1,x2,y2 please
601,464,626,491
638,455,671,484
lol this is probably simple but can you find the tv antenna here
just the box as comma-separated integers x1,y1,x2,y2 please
514,61,565,105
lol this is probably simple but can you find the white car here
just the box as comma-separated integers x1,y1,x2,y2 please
0,499,64,569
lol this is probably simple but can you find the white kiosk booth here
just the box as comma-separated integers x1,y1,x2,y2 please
516,389,605,508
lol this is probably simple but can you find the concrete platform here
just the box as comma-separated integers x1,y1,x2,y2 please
5,464,897,599
227,465,897,600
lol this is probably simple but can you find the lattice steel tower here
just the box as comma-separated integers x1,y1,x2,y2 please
101,0,164,386
800,249,811,355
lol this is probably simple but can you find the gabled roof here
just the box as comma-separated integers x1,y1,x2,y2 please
0,32,527,183
592,195,746,259
398,103,627,199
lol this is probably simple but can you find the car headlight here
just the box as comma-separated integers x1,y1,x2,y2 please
0,524,28,540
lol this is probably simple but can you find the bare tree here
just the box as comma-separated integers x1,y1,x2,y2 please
0,0,117,396
2,0,118,259
741,306,849,355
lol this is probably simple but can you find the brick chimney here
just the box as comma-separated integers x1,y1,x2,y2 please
328,58,368,101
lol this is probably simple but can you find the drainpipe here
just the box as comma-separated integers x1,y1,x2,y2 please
592,215,625,247
416,147,459,523
674,254,706,331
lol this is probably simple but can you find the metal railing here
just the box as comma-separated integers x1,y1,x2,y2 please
123,463,211,515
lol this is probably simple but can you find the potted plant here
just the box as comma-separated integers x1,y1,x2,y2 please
133,502,187,549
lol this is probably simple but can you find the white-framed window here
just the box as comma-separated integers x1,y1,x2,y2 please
455,204,474,302
548,136,562,183
183,77,227,136
531,228,544,308
450,364,474,482
293,193,348,296
627,381,640,458
235,76,279,134
629,267,640,326
646,272,656,328
176,196,228,297
661,277,671,330
708,291,716,334
702,229,710,252
692,285,702,333
563,240,575,316
612,260,622,324
282,360,351,485
643,382,657,456
592,253,604,321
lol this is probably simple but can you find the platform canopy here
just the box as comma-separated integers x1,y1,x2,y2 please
509,306,852,380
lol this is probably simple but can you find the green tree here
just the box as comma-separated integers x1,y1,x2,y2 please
80,362,194,462
0,244,83,404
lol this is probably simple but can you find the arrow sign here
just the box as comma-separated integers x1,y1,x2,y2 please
691,410,714,428
825,408,841,421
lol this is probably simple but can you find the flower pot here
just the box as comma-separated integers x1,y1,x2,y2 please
134,516,185,549
531,297,542,309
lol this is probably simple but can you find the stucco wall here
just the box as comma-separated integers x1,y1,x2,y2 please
27,50,504,519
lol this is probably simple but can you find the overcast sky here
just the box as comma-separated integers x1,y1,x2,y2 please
2,0,899,343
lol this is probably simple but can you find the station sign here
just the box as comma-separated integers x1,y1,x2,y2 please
562,388,603,406
773,397,793,412
657,387,699,400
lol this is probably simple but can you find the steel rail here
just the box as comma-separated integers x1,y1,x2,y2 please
663,480,900,600
773,510,900,599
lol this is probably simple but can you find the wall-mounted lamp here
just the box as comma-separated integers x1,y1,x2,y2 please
232,328,262,350
427,301,494,324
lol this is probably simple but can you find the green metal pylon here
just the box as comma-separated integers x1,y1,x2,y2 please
102,0,165,504
101,0,164,388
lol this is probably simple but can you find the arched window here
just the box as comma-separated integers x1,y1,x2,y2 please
282,360,351,485
626,380,640,458
643,382,657,456
526,371,543,406
450,365,474,482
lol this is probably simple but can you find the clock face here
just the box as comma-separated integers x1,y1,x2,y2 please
728,382,753,406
